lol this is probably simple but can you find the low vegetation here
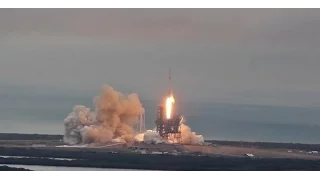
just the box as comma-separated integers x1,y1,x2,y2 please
0,133,62,141
207,140,320,151
1,133,320,170
1,147,320,170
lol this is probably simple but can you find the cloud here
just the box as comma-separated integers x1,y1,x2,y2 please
1,9,320,106
1,9,320,45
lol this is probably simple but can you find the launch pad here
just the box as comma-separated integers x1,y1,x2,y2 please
155,69,183,144
155,105,183,144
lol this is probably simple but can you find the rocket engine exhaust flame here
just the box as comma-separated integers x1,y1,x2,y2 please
165,96,175,119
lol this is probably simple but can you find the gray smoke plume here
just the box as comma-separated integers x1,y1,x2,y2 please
63,85,144,145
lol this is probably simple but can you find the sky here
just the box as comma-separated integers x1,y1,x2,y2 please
1,9,320,106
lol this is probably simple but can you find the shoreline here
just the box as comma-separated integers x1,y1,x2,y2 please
0,164,143,171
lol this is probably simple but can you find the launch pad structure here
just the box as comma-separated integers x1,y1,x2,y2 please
154,69,182,144
155,105,182,144
135,112,145,134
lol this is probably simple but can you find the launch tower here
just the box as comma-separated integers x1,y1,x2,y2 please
155,105,182,143
155,69,182,144
134,111,145,134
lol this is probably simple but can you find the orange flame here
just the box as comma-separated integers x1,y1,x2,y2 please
166,95,175,119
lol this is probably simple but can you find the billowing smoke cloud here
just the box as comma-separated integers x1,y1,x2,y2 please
63,85,144,145
180,124,204,145
134,130,164,144
134,119,204,145
64,84,203,146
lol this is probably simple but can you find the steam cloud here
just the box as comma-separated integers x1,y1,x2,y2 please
63,85,144,145
180,124,204,145
134,122,204,145
64,84,204,146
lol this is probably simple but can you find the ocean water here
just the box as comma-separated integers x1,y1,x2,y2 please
0,155,77,161
1,93,320,144
0,164,140,171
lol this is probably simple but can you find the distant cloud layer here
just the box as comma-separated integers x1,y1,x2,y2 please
0,9,320,106
1,9,320,45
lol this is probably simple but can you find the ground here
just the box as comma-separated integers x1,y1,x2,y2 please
0,133,320,160
183,144,320,160
1,133,320,170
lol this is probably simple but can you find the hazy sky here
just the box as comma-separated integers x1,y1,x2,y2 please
1,9,320,106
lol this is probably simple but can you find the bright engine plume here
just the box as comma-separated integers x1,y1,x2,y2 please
165,95,175,119
137,69,204,145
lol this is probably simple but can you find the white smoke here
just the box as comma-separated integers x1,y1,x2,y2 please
180,124,204,145
134,130,163,144
63,85,144,145
144,130,164,144
134,122,204,145
133,133,144,142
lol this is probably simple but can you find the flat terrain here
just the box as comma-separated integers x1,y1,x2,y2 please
1,133,320,170
206,140,320,151
184,145,320,160
1,140,319,160
0,133,320,160
0,140,64,147
1,146,320,170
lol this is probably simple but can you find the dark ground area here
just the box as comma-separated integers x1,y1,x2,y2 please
1,146,320,170
0,165,31,171
207,140,320,151
1,133,320,170
1,133,319,151
0,133,62,141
